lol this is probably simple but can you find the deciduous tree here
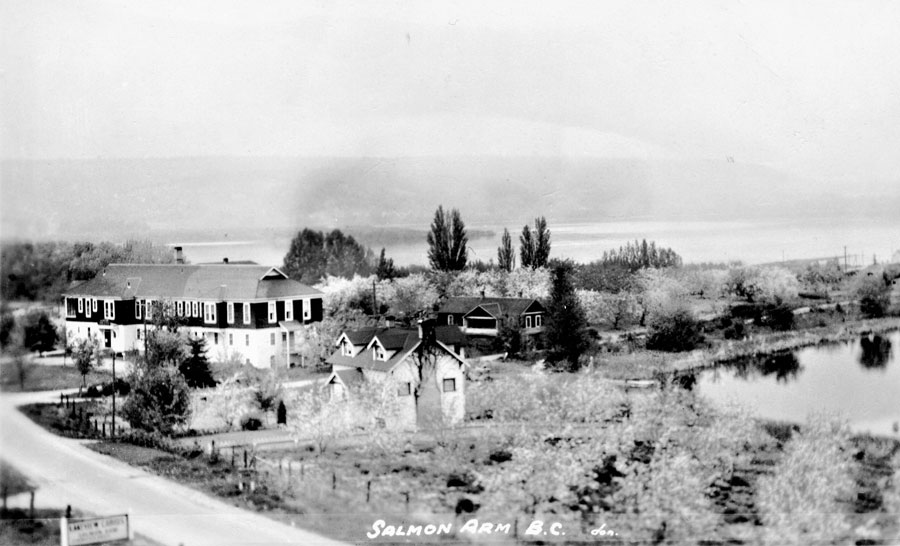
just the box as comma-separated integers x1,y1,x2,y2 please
497,228,515,272
72,336,100,389
426,206,468,271
121,366,192,435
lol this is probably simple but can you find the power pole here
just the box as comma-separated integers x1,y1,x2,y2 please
111,350,116,439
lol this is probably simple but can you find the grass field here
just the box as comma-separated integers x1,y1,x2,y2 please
0,359,112,393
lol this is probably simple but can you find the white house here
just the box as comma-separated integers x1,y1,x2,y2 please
324,321,468,429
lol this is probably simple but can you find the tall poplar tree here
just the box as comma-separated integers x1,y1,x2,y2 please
497,228,515,272
519,217,551,270
427,206,468,271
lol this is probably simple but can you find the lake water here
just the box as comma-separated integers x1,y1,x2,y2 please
697,331,900,437
170,217,900,268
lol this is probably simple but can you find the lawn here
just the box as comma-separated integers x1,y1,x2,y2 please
0,360,111,393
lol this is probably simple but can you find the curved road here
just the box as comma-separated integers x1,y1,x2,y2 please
0,390,345,546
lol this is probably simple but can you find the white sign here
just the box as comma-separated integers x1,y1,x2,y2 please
60,513,132,546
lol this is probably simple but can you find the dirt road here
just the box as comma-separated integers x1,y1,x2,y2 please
0,389,345,546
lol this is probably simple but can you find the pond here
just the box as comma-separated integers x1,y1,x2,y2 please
697,330,900,438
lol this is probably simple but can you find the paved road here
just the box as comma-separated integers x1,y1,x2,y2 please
0,390,346,546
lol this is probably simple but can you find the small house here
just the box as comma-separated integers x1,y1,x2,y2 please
325,321,467,429
437,296,546,337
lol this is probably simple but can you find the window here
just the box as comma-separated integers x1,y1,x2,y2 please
227,302,234,324
285,300,293,321
78,298,84,313
525,315,532,328
213,333,219,345
192,301,199,317
66,298,76,318
229,333,233,346
374,343,387,361
535,315,542,327
341,339,353,356
92,298,98,312
135,300,142,319
243,303,250,325
104,300,115,319
245,334,250,346
145,300,153,320
397,382,412,396
177,301,183,316
442,378,457,392
270,333,275,345
302,301,311,321
86,299,92,318
136,329,141,340
447,315,454,325
204,303,217,324
268,301,276,323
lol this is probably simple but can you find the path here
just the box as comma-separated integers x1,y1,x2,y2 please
0,389,346,546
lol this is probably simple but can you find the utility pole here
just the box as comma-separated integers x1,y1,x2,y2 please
111,349,116,439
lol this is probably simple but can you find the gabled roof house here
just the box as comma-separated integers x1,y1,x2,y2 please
437,296,546,337
325,322,468,429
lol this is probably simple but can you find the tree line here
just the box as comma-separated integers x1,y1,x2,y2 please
1,240,174,301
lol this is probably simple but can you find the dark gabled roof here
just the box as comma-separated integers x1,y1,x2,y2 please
63,264,321,300
372,329,416,350
328,368,365,387
326,325,466,373
434,325,466,345
341,327,382,346
438,296,544,317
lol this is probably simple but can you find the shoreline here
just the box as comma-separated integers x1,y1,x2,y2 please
627,317,900,381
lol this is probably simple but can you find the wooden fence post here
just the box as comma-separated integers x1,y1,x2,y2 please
366,480,371,503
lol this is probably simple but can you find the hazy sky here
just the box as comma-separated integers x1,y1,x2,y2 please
3,0,900,185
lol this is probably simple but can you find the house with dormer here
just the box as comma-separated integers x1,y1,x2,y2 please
437,296,546,337
325,322,467,428
62,253,323,368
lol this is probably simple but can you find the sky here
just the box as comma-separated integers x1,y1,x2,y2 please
3,0,900,188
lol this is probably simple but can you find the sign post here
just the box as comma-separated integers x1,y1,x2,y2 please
60,513,131,546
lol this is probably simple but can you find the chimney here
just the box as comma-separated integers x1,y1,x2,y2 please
480,288,485,299
223,257,229,264
417,318,435,340
175,246,184,264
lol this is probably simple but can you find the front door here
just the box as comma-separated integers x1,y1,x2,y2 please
103,330,112,349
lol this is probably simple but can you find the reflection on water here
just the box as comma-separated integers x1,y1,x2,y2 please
698,330,900,436
729,352,803,383
859,335,892,370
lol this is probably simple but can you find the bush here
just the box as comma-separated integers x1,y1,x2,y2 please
121,366,192,436
119,429,176,451
758,303,795,331
722,321,745,340
853,272,891,318
646,308,704,352
241,414,264,431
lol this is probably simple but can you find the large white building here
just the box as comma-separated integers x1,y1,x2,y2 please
63,261,323,368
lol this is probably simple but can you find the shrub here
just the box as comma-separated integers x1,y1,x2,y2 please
646,307,704,352
853,271,891,318
759,303,795,331
121,366,192,435
240,414,264,431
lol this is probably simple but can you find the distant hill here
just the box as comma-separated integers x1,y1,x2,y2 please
2,156,898,242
